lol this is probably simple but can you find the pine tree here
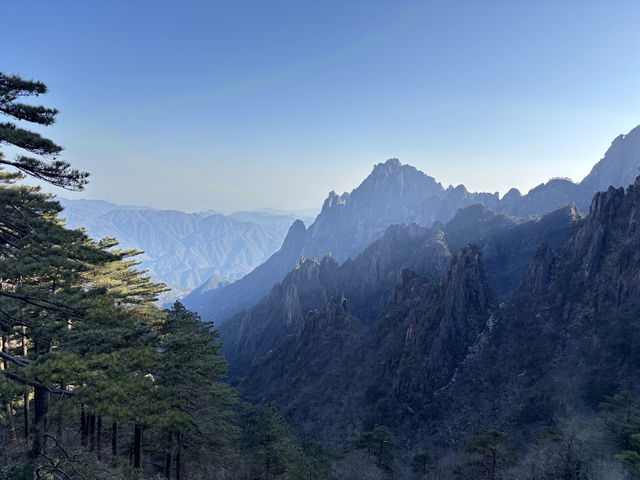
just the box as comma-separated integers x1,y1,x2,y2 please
347,425,398,473
600,390,640,451
454,430,517,480
0,73,88,189
152,302,239,478
602,391,640,478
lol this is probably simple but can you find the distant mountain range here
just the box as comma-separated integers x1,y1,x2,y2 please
58,199,316,296
184,124,640,324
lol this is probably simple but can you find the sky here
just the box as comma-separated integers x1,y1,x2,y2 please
2,0,640,213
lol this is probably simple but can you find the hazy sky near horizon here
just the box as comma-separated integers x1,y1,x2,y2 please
2,1,640,212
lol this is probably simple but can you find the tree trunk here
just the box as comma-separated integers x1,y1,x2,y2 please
57,380,65,438
175,432,182,480
111,421,118,457
134,423,142,469
31,384,49,457
23,330,30,441
97,415,102,458
89,414,96,451
81,403,88,446
22,327,28,357
165,431,173,479
0,336,17,441
4,402,17,441
24,390,30,440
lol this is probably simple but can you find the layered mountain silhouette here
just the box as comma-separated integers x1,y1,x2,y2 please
240,175,640,453
185,124,640,324
220,204,580,379
59,199,309,291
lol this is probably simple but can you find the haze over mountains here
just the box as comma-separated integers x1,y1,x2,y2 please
14,118,640,476
184,124,640,324
178,124,640,473
59,199,315,295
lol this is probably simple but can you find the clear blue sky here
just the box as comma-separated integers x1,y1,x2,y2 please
3,0,640,212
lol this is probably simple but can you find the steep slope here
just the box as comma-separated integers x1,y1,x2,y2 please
427,176,640,448
577,124,640,208
220,204,578,379
219,253,341,378
218,224,450,378
60,200,291,290
443,203,582,297
186,220,308,320
241,176,640,452
188,125,640,324
242,246,499,445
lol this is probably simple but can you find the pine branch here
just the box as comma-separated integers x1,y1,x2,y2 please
2,155,89,191
0,103,57,125
0,290,86,317
0,122,62,156
0,349,30,367
0,73,48,99
1,369,75,397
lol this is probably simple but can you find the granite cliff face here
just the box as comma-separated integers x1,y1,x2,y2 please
241,246,499,444
578,124,640,208
219,224,450,378
238,176,640,454
426,175,640,448
225,204,578,382
187,125,640,325
218,253,340,377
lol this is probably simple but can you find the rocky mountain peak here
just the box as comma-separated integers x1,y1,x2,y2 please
362,157,442,196
560,175,640,284
439,245,497,316
281,219,307,251
579,124,640,203
370,157,402,174
426,246,497,387
300,293,351,338
321,191,349,212
502,187,522,200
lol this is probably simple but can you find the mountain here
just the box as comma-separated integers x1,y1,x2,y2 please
59,199,295,290
185,125,640,324
229,210,315,227
219,204,579,379
240,176,640,454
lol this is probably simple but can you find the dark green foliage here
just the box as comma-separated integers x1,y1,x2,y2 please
347,425,398,473
0,72,87,190
152,302,239,474
411,452,436,479
0,462,33,480
242,404,299,478
616,448,640,478
454,430,517,480
601,391,640,477
600,391,640,451
241,404,336,479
